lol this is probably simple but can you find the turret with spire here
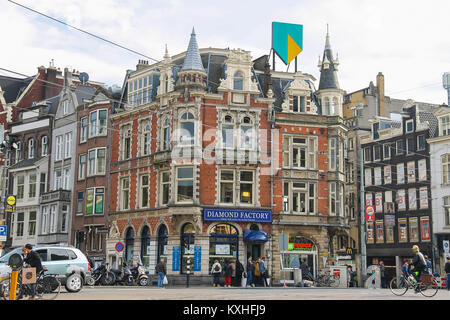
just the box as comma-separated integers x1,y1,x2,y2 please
176,27,207,92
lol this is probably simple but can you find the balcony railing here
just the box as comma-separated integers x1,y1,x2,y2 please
40,189,71,204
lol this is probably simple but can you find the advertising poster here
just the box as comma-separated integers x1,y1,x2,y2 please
375,167,382,185
366,222,374,244
409,217,419,242
407,161,415,183
215,244,230,255
384,166,392,184
86,188,94,215
397,163,405,184
418,159,427,181
365,193,373,206
398,218,408,243
365,168,372,186
397,189,406,211
419,187,428,209
375,193,383,212
408,188,417,210
376,220,384,243
420,217,431,241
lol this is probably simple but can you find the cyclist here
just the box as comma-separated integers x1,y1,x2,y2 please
409,245,426,293
23,244,43,300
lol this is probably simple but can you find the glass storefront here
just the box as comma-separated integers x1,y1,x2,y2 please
209,224,239,271
140,226,150,267
124,227,134,263
280,236,317,280
157,225,168,264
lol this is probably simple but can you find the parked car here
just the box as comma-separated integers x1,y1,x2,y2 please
0,245,91,293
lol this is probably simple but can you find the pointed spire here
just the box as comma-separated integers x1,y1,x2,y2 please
181,27,205,72
318,24,340,90
164,44,170,59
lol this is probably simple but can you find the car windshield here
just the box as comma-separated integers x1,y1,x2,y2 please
0,248,22,263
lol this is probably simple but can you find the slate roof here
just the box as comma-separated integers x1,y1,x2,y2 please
318,33,340,91
9,156,43,170
74,86,99,105
181,28,206,73
418,110,439,138
0,75,34,103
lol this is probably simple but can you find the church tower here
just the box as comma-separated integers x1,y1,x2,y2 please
316,26,344,117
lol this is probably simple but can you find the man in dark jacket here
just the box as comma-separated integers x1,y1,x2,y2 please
445,256,450,291
155,259,167,288
246,256,254,287
410,245,426,292
23,244,43,300
234,259,244,287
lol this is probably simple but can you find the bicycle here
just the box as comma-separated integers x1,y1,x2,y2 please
390,272,439,297
0,267,61,300
314,272,340,287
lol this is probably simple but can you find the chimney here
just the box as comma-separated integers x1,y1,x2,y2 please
376,72,385,117
44,66,60,99
64,68,73,88
136,60,149,71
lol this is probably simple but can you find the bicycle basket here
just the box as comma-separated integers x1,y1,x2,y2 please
420,274,433,284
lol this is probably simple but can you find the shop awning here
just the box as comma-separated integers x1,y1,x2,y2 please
243,230,268,242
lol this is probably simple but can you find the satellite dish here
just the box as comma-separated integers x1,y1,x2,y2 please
79,72,89,84
12,142,18,150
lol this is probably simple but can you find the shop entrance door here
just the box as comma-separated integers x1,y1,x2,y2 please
246,243,261,261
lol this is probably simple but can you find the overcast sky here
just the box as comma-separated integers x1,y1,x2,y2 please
1,0,449,104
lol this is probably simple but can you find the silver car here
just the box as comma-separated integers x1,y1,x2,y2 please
0,245,91,293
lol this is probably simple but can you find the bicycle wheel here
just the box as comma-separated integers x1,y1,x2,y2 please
390,277,408,296
0,279,9,300
37,276,61,300
419,278,439,298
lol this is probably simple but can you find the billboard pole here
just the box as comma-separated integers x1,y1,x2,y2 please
360,148,367,287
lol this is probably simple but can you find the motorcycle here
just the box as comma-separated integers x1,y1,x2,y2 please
130,262,149,286
110,262,134,286
86,263,115,286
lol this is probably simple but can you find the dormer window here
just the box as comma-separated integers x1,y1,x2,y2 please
405,119,414,133
440,116,450,136
62,100,69,115
293,96,306,113
233,72,243,90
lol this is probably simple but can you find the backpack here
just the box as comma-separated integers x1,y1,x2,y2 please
214,264,220,272
418,252,426,268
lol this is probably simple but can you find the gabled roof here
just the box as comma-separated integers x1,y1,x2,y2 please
0,75,34,103
181,28,206,73
9,156,44,171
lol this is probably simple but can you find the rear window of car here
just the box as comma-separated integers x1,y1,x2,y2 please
36,249,48,262
50,249,70,261
68,250,78,260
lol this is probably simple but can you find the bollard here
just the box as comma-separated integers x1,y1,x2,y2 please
9,270,18,300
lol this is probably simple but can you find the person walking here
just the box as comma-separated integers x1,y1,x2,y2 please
235,259,244,287
23,244,43,300
224,260,233,288
230,259,236,287
259,257,268,287
378,260,386,288
254,258,261,287
155,258,167,288
246,256,254,288
445,256,450,291
211,259,222,287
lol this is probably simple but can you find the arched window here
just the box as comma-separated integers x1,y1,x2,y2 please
28,138,35,159
142,123,151,155
233,72,243,90
179,112,195,145
157,224,168,263
162,117,171,151
124,227,134,263
222,115,234,148
209,224,239,271
140,226,151,268
324,98,330,115
250,224,259,231
41,136,48,156
240,116,253,149
180,223,195,274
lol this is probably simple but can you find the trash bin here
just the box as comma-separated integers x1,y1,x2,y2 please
330,266,348,288
293,268,302,284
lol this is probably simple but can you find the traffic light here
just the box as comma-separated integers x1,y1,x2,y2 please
186,258,192,274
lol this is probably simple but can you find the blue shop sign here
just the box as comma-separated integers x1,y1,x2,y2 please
194,246,201,272
172,246,180,271
204,208,271,223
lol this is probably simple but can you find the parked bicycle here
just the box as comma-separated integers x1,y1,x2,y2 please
0,267,61,300
313,272,340,287
390,272,438,297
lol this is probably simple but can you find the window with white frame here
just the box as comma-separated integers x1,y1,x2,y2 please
55,135,63,161
418,159,427,181
233,72,243,90
176,167,194,203
49,204,57,233
443,154,450,184
142,123,151,156
89,109,108,138
28,138,35,159
41,206,48,234
64,132,72,158
77,191,84,215
160,171,170,206
120,177,130,210
288,182,316,215
29,173,36,198
28,211,36,236
179,112,195,145
240,171,254,205
40,173,46,195
80,117,88,143
405,120,414,133
87,148,106,176
293,96,307,113
384,165,392,184
139,175,149,208
17,175,24,199
323,97,330,115
329,138,336,170
54,170,62,189
373,145,381,161
15,141,22,163
41,136,48,156
161,118,171,151
406,137,414,155
329,182,336,215
78,154,86,180
121,125,131,160
417,135,425,151
444,196,450,226
364,168,372,186
383,143,391,159
16,212,24,237
63,167,70,189
61,205,68,232
240,117,254,150
396,140,404,155
440,116,450,136
222,115,235,149
397,163,405,184
62,100,69,115
364,146,371,162
219,170,234,204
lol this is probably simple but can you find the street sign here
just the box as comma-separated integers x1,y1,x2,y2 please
115,242,124,253
5,195,16,213
365,205,375,222
444,240,449,253
0,225,6,241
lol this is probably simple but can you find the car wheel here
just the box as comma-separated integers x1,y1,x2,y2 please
65,273,83,293
139,277,149,286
